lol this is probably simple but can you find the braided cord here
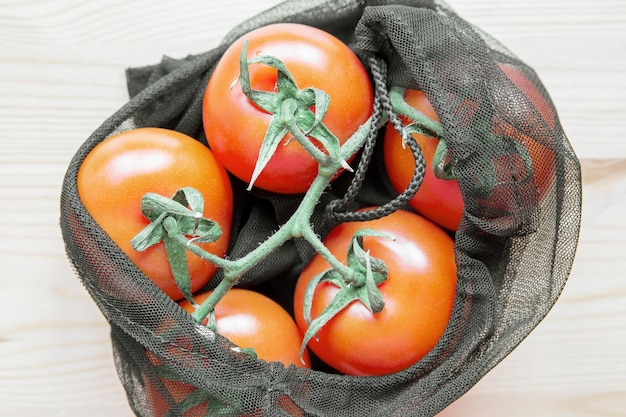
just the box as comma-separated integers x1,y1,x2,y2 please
325,55,426,224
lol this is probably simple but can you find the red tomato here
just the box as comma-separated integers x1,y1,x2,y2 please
203,23,373,194
384,65,556,231
144,369,205,417
77,127,233,301
383,89,464,231
495,63,556,199
498,63,555,130
145,288,311,416
468,64,556,230
145,350,234,417
293,209,457,376
179,288,311,368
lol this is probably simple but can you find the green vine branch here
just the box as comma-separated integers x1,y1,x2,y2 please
130,48,446,342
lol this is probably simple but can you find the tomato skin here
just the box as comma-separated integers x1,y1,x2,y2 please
203,23,374,194
179,289,311,368
293,209,457,376
383,89,464,231
77,127,233,301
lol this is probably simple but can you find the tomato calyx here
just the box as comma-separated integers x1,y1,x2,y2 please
237,40,352,190
131,187,222,306
299,229,391,359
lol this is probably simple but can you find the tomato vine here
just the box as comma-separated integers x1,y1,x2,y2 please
130,40,447,360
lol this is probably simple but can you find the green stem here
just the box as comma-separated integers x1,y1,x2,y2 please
389,86,444,139
339,115,375,162
190,220,293,323
153,44,378,326
300,225,354,282
187,115,373,324
162,217,232,271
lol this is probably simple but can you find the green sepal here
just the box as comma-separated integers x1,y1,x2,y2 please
139,192,199,221
131,188,222,252
248,53,297,88
247,102,291,191
347,231,389,313
130,188,222,305
172,188,222,243
172,187,204,213
237,38,353,189
299,87,330,135
302,268,342,326
163,233,195,306
299,279,354,360
299,229,391,360
306,118,351,172
130,212,167,251
238,41,280,114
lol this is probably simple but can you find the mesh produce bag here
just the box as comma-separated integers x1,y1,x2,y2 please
60,0,582,416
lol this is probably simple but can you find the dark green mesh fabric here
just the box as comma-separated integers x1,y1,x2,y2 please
60,1,581,416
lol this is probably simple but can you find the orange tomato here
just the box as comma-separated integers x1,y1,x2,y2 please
383,89,464,231
180,289,311,369
77,127,233,301
203,23,373,194
294,209,457,376
384,64,556,231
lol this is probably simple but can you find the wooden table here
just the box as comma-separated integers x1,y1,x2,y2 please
1,1,624,416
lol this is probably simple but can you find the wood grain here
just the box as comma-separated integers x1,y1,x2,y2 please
1,0,624,416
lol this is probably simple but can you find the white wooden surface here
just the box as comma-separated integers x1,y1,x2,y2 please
1,0,625,416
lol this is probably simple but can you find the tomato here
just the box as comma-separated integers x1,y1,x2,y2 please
466,64,556,230
180,288,311,369
384,65,556,231
498,63,555,130
495,63,556,199
144,350,236,417
383,89,464,231
146,286,311,417
144,371,206,417
293,209,457,376
203,23,373,194
77,127,233,301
